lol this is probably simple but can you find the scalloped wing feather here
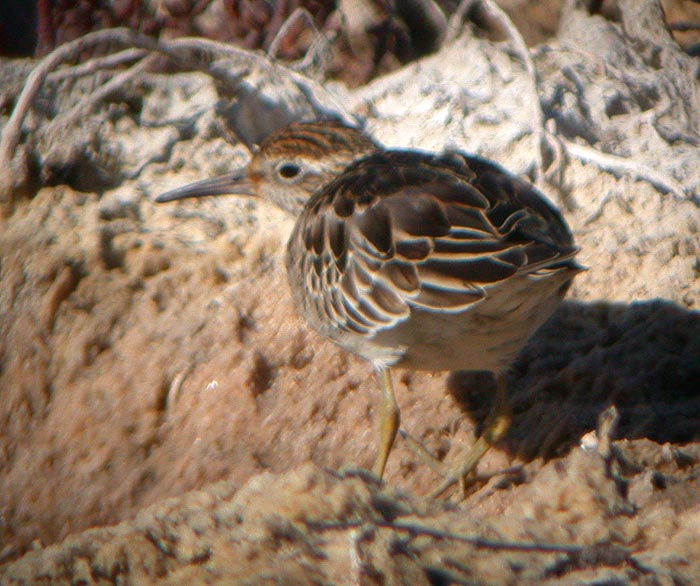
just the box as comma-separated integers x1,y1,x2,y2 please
286,150,580,337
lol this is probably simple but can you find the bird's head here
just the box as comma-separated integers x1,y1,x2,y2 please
156,120,380,216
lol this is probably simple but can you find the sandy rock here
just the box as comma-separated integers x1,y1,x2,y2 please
3,445,700,584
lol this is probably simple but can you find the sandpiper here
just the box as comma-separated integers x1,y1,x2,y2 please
157,120,583,491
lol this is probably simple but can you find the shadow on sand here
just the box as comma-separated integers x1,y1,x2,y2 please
447,298,700,461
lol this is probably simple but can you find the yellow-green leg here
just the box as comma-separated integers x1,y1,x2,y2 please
402,372,512,497
372,367,400,479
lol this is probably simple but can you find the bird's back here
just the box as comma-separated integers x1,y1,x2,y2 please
285,149,582,370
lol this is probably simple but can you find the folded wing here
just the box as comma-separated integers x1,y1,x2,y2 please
287,150,580,336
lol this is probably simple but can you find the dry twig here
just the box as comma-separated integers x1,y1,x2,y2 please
48,48,148,82
311,517,585,555
561,139,690,201
445,0,480,43
0,28,157,197
446,0,547,184
478,0,546,185
0,27,355,203
267,7,337,78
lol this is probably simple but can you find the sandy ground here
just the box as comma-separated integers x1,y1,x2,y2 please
1,1,700,584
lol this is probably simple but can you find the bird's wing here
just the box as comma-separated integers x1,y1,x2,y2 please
287,150,580,335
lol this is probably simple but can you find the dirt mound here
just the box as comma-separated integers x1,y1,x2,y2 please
1,1,699,582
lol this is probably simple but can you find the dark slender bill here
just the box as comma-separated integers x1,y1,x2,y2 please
155,173,254,203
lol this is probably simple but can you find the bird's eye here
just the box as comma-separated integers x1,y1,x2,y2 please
277,162,301,180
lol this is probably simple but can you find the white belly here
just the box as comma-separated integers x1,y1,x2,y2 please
335,272,572,373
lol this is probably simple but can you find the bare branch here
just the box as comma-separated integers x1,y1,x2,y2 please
267,7,318,60
445,1,546,185
561,138,691,201
445,0,480,43
48,48,148,82
0,29,157,191
56,54,157,132
310,518,586,555
478,0,546,185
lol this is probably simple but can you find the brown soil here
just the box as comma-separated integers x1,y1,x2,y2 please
1,1,700,584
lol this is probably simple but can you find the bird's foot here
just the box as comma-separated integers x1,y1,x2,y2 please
400,429,493,498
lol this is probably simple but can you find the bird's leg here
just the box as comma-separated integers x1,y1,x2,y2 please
402,372,512,498
372,367,400,479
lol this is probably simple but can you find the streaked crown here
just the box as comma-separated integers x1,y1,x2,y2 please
247,121,380,215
